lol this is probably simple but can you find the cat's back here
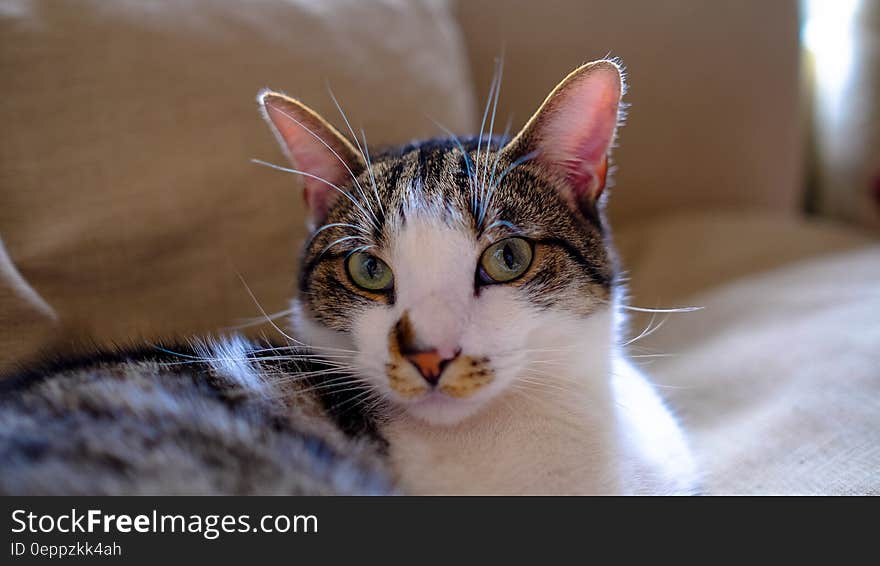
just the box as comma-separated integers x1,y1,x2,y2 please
0,337,394,495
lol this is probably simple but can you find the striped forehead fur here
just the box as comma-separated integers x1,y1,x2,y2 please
299,135,615,330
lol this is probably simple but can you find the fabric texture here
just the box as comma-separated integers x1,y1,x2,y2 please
0,0,477,368
616,212,880,494
456,0,803,228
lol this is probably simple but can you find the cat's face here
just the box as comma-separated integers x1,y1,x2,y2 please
259,61,623,425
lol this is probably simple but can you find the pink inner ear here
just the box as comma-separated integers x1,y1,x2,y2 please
539,68,620,202
265,102,349,220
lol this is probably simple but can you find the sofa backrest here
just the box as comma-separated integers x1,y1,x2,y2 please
456,0,803,227
0,0,477,370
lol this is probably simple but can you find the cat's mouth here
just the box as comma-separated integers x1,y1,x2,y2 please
383,350,498,425
385,353,495,399
385,317,496,409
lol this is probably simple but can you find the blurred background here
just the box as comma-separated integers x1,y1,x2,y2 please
1,1,878,493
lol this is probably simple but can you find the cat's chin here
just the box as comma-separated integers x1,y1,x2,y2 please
400,392,488,426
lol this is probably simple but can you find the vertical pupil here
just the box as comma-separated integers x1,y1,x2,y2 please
365,256,377,279
502,244,516,269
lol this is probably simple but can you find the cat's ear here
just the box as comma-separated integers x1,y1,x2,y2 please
501,60,623,212
258,90,365,222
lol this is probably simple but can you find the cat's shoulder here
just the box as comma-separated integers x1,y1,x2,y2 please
611,355,701,495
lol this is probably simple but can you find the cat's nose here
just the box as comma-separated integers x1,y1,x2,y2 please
404,348,459,386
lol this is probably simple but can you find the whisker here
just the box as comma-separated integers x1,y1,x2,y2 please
490,150,538,190
327,87,382,226
258,360,361,375
519,346,580,354
507,386,586,419
155,355,358,372
246,342,360,356
251,159,378,230
232,273,362,358
305,222,370,251
622,313,669,347
328,388,379,414
316,235,370,262
622,305,703,314
516,376,578,395
285,378,371,397
223,308,294,331
359,127,385,221
474,57,502,219
235,271,312,348
526,359,570,366
259,104,380,232
519,367,568,382
251,351,358,362
483,115,514,224
610,370,696,391
479,54,505,229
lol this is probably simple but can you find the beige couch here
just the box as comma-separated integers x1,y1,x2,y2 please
1,0,878,494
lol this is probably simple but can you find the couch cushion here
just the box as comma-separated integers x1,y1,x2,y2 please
617,212,880,494
0,0,477,369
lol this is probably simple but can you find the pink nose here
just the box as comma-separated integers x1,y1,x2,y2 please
404,348,459,386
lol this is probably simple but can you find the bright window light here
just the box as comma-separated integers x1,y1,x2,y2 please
802,0,862,119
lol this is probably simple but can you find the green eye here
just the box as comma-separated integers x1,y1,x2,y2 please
479,237,533,284
346,251,394,292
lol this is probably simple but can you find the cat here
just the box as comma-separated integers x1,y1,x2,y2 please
0,60,697,495
0,338,393,495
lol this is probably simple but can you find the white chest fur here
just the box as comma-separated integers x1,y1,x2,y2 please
383,353,698,495
294,295,698,494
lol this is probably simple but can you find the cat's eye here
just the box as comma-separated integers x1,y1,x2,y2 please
346,251,394,292
478,237,534,284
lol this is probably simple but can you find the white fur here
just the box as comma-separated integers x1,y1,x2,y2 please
292,214,698,494
196,335,270,397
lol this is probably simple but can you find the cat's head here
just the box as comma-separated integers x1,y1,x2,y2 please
258,60,624,425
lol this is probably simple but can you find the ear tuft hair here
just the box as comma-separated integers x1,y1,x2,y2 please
257,90,364,223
